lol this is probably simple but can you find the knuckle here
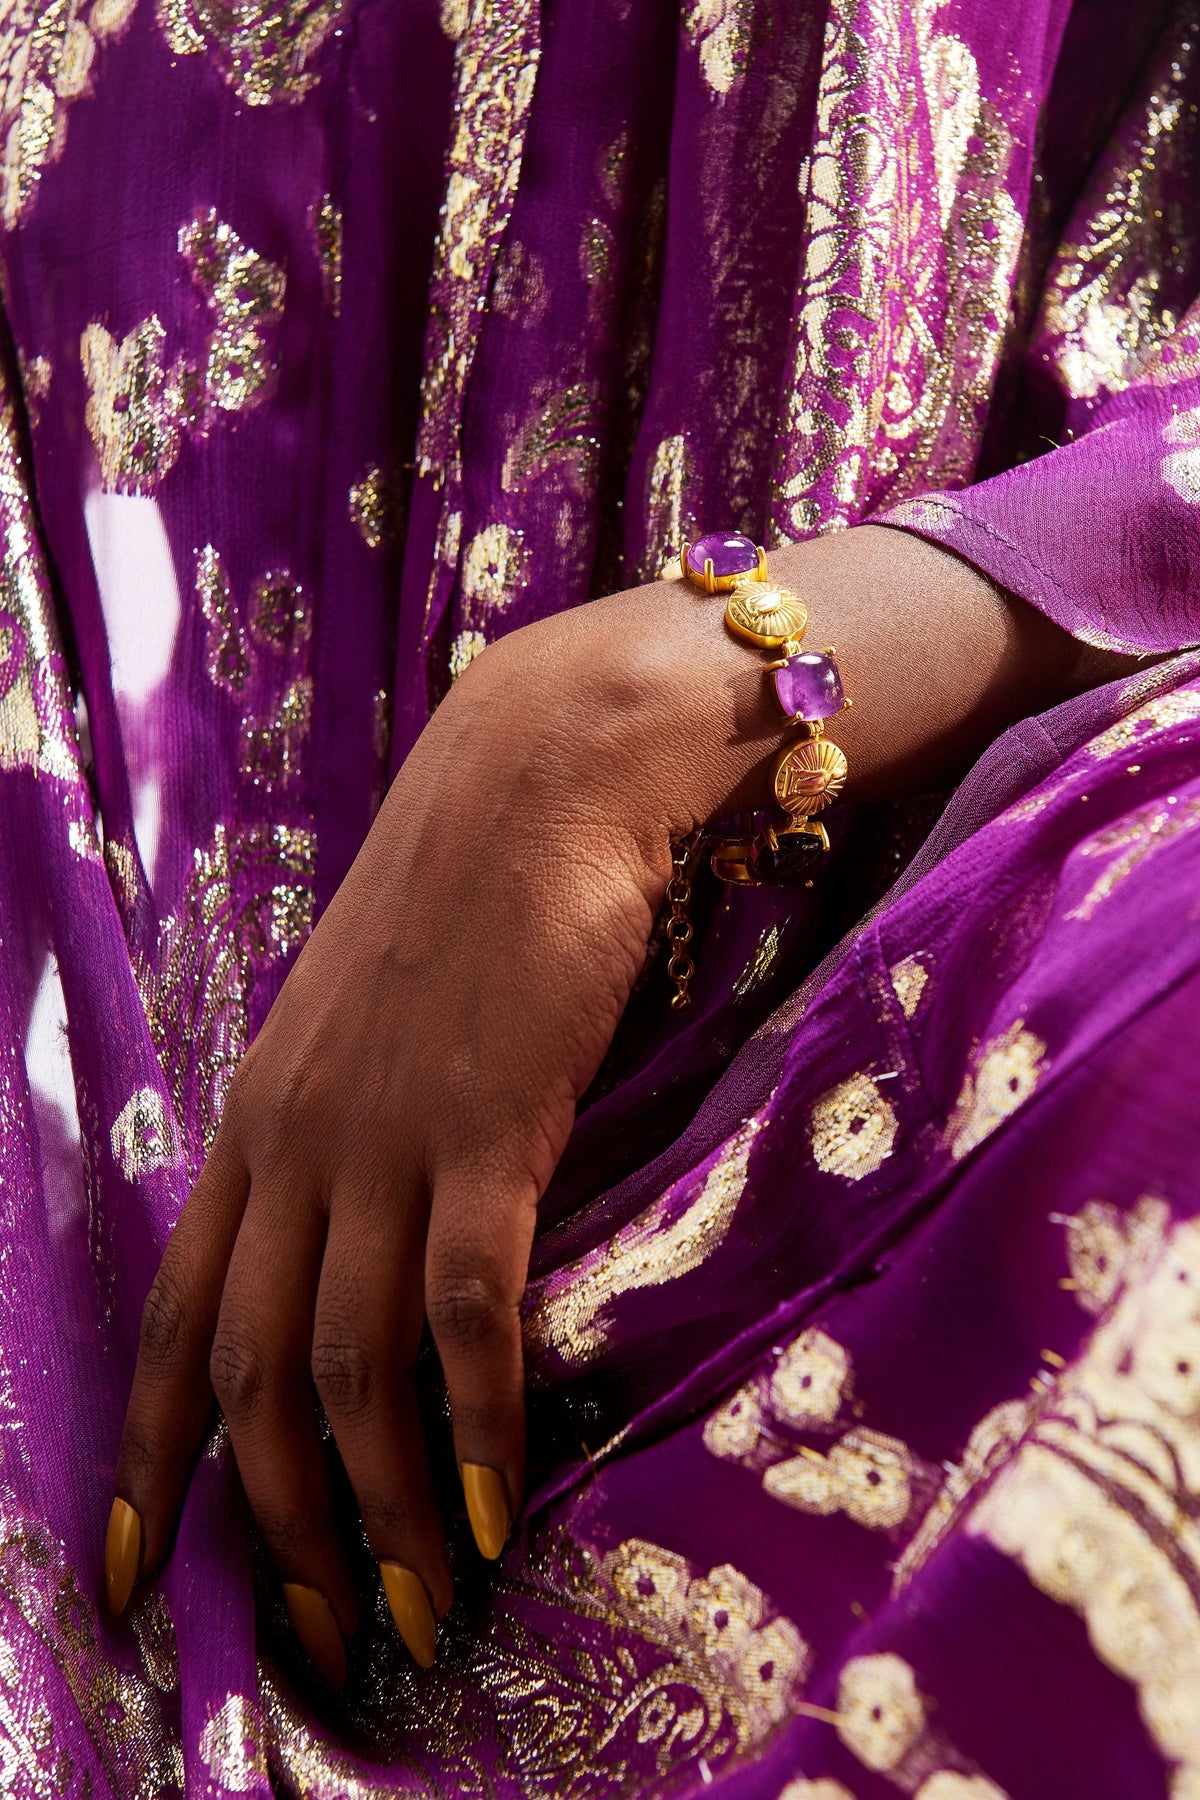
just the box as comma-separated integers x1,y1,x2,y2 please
311,1329,378,1422
209,1322,268,1421
426,1270,511,1356
138,1266,191,1372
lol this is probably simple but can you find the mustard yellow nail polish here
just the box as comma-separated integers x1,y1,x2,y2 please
461,1463,510,1560
105,1497,141,1617
282,1583,347,1689
380,1563,437,1668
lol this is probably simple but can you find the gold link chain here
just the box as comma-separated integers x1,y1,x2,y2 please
665,838,696,1010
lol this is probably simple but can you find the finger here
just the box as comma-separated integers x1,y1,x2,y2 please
425,1164,538,1562
109,1125,249,1616
209,1179,356,1689
313,1184,452,1669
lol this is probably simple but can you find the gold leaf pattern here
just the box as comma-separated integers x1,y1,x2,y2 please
763,1427,915,1530
199,1694,268,1791
524,1117,761,1365
156,0,345,105
946,1022,1046,1161
196,545,248,694
109,1087,183,1183
889,953,929,1019
810,1072,898,1180
684,0,754,96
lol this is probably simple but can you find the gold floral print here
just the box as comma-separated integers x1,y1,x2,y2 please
349,462,408,550
1037,10,1199,402
773,0,1022,535
1162,404,1200,503
734,924,783,999
501,382,601,495
968,1209,1200,1784
1063,1195,1168,1315
156,0,344,105
770,1328,851,1427
810,1071,898,1180
1084,683,1200,760
249,571,309,653
893,1397,1034,1592
82,215,284,491
0,0,137,227
946,1021,1046,1161
416,0,540,490
918,1776,1007,1799
836,1654,926,1772
524,1116,762,1365
449,628,487,680
241,675,312,792
199,1693,268,1790
438,0,468,39
889,953,929,1019
778,1782,856,1800
764,1427,916,1530
0,372,79,781
461,522,527,617
314,194,343,315
109,1087,183,1183
1067,795,1200,921
639,432,695,581
196,545,248,694
684,0,754,96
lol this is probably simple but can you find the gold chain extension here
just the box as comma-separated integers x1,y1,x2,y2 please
665,838,696,1010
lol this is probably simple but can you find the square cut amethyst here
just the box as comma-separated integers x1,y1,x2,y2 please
773,650,844,721
685,531,760,580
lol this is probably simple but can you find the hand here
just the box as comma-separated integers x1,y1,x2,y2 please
105,527,1129,1683
105,574,784,1683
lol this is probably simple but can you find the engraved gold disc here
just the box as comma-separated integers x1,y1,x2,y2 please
724,582,808,648
772,737,848,815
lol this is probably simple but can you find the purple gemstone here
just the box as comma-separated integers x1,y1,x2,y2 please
773,650,844,721
685,531,759,580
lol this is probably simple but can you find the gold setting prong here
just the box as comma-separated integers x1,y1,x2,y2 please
840,696,853,710
679,542,690,581
756,544,768,578
703,557,716,594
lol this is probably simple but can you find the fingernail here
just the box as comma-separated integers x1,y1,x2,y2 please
105,1497,141,1617
380,1563,438,1668
461,1463,511,1560
282,1583,347,1689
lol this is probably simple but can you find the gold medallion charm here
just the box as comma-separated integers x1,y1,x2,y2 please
772,738,848,815
724,582,808,649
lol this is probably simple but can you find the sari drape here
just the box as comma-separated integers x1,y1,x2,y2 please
2,0,1200,1794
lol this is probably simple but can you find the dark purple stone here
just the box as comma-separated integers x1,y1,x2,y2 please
773,650,844,721
685,531,759,580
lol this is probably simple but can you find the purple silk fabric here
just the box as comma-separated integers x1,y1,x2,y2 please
2,0,1200,1793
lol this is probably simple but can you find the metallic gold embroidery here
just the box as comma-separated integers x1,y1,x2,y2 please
1085,684,1200,761
315,194,343,315
461,522,527,615
524,1116,761,1365
199,1693,268,1790
920,1777,1006,1799
449,628,487,680
1038,15,1199,402
734,924,783,1000
771,1328,851,1427
892,1398,1034,1592
349,462,407,550
19,353,52,429
810,1072,898,1180
684,0,753,95
501,382,600,495
1162,410,1200,504
0,366,82,782
837,1654,926,1772
250,571,309,652
1067,796,1200,920
889,953,929,1019
196,545,248,693
156,0,344,104
81,318,192,493
416,0,540,487
968,1209,1200,1784
764,1427,915,1530
1063,1195,1169,1315
946,1021,1046,1161
109,1087,184,1182
639,432,695,582
179,210,286,413
439,0,468,39
82,216,284,491
0,0,137,226
773,0,1022,535
242,676,312,792
778,1783,856,1800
